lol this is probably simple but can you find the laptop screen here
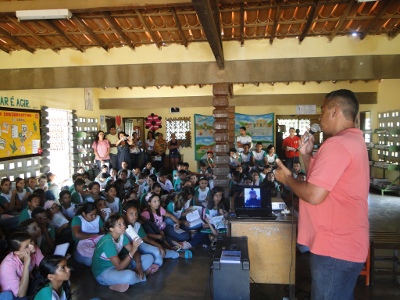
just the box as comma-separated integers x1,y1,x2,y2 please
233,185,273,217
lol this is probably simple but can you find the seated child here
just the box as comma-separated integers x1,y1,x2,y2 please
14,177,30,209
142,162,156,176
141,193,191,253
194,177,210,207
71,178,86,204
157,170,174,194
85,182,104,203
32,255,72,300
173,170,187,193
104,184,122,215
25,176,38,194
19,193,41,224
0,178,21,214
71,202,104,266
32,207,55,255
123,202,182,267
95,198,111,222
0,232,44,298
228,147,241,174
91,215,153,292
59,190,76,220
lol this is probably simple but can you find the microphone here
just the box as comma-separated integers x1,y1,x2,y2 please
298,123,321,150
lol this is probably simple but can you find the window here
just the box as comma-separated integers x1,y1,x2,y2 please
165,117,191,148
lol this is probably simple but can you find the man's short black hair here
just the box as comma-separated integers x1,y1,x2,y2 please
325,89,359,122
240,126,246,131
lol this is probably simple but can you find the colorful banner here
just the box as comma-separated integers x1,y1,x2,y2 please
194,114,216,161
194,112,275,161
235,112,274,146
0,108,41,160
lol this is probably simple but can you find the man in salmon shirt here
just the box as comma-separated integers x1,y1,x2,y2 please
275,89,369,300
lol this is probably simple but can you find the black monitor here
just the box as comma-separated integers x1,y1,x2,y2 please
233,185,274,218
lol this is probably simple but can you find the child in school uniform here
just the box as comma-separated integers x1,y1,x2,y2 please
59,190,76,221
19,193,41,224
85,182,104,203
71,178,86,205
25,176,38,194
0,178,21,214
14,177,30,209
104,184,122,215
142,162,156,176
194,177,210,207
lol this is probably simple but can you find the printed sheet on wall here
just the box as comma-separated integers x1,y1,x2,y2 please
0,108,41,160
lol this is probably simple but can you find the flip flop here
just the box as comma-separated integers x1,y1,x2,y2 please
149,263,159,274
178,249,193,259
109,284,129,292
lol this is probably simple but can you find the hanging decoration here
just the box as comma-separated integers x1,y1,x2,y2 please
145,113,162,131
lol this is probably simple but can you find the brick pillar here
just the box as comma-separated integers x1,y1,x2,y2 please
212,83,231,192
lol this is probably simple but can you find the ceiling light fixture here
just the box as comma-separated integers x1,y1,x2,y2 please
16,9,72,21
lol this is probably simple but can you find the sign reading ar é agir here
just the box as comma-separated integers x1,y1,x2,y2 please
0,96,30,108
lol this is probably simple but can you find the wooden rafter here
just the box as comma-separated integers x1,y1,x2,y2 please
329,0,355,41
360,0,397,40
7,17,59,52
0,26,35,53
135,9,161,49
47,20,85,52
299,0,320,43
72,15,108,51
388,25,400,40
0,43,9,54
171,8,187,47
103,11,135,50
239,2,244,46
192,0,224,69
269,0,282,45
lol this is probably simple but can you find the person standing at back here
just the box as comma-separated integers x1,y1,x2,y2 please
236,126,252,153
275,89,369,300
282,127,301,170
106,126,119,170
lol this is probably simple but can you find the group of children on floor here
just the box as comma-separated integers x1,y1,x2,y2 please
0,158,234,297
0,152,307,297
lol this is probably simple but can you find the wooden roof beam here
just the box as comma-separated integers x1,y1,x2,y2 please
299,0,320,43
103,11,135,50
329,0,355,41
7,17,59,52
192,0,224,69
388,25,400,40
171,7,188,47
360,0,397,40
0,26,35,53
135,9,162,49
47,20,85,52
0,43,10,54
269,0,282,45
72,15,109,51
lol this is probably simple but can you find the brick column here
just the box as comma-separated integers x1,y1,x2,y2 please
212,83,231,191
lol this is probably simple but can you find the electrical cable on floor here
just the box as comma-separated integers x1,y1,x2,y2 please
250,276,270,299
205,260,213,300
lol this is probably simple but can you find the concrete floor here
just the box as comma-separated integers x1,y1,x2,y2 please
69,192,400,300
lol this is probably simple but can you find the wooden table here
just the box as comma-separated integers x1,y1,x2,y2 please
229,215,296,284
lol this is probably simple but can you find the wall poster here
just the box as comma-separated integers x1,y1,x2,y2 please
194,112,274,161
0,107,41,160
194,114,216,161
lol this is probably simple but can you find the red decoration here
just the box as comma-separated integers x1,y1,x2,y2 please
38,148,43,155
145,113,162,131
116,115,122,127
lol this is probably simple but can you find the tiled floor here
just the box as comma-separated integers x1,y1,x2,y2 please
69,192,400,300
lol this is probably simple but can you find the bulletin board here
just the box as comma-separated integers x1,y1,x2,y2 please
0,108,41,160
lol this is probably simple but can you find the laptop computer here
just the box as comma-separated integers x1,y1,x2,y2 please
233,185,276,220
